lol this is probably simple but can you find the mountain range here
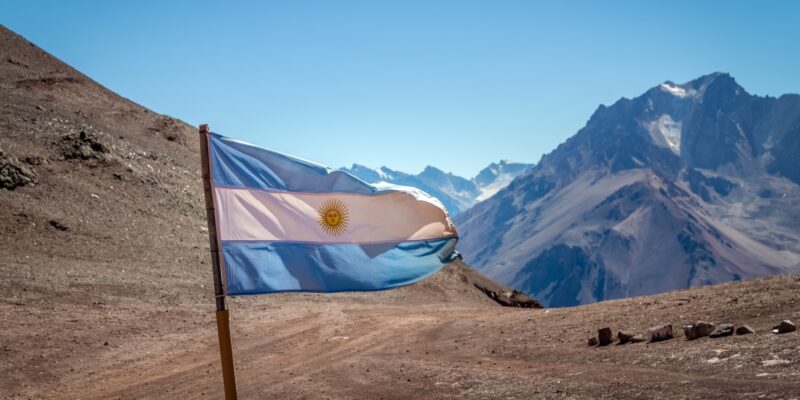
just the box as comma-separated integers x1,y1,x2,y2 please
340,160,531,215
455,72,800,307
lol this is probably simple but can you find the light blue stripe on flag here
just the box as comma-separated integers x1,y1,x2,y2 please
210,132,376,194
222,238,457,295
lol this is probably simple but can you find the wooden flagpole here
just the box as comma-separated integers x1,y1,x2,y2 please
199,124,239,400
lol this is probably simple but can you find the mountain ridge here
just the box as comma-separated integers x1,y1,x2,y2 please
341,160,533,214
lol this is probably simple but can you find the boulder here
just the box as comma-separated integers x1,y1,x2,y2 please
587,337,598,346
683,321,715,340
735,325,755,335
617,330,634,344
772,320,796,334
598,327,613,346
709,323,735,338
646,324,673,343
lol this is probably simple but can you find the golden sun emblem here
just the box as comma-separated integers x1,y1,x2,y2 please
317,199,350,236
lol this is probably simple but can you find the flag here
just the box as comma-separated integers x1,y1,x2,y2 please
205,131,459,295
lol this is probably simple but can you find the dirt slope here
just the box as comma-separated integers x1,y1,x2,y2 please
1,25,799,399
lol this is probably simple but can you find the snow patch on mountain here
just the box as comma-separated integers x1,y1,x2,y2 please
647,114,682,155
660,82,696,98
476,174,515,201
375,167,393,181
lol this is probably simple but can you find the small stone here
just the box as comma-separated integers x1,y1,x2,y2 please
597,327,613,346
617,330,634,344
683,321,716,340
736,325,755,335
587,337,598,346
49,220,69,231
772,320,796,334
629,334,645,343
646,324,673,343
103,341,108,346
709,323,735,338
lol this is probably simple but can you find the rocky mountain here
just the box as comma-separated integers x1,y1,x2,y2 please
341,160,532,214
455,72,800,307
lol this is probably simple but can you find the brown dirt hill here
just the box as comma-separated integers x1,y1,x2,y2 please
1,25,799,399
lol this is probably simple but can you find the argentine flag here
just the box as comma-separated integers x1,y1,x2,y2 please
206,131,460,295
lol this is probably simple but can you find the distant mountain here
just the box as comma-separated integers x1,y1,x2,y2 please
473,160,533,202
455,72,800,307
341,160,532,215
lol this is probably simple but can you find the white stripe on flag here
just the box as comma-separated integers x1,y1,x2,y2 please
214,187,456,243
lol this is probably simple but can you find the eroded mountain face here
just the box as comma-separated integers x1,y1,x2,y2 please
456,73,800,307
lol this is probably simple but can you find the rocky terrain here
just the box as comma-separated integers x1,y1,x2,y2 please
2,25,799,399
341,160,532,215
456,72,800,307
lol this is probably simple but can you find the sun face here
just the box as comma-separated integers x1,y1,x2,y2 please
317,199,349,236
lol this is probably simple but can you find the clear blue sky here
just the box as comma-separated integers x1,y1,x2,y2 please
2,1,799,178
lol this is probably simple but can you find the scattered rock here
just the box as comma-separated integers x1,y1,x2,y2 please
617,330,634,344
646,324,673,343
35,104,45,111
473,285,541,308
24,156,43,165
60,130,108,160
598,327,613,346
772,320,796,334
629,334,645,343
49,220,69,231
587,337,598,346
736,325,755,335
0,149,38,190
683,321,715,340
709,323,734,338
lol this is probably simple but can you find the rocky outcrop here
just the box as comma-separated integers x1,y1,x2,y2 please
0,149,37,190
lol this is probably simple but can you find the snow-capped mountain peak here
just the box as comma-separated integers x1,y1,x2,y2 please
341,161,533,215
